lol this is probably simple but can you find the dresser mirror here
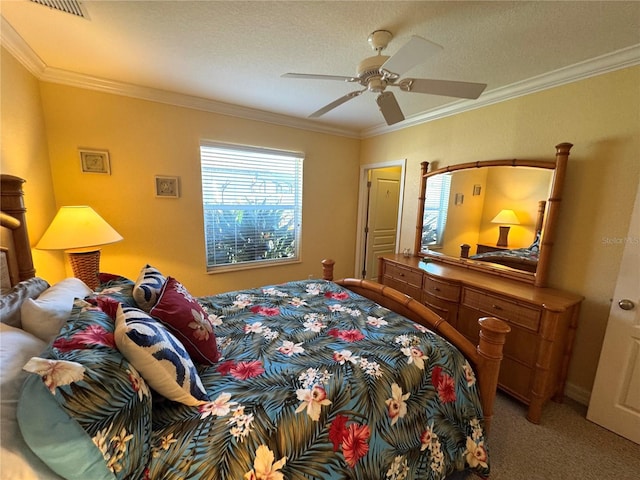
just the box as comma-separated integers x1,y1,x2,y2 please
413,143,572,287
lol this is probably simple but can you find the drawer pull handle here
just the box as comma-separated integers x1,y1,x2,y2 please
433,287,440,291
399,273,405,277
492,304,502,310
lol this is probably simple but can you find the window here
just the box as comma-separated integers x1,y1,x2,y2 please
200,142,303,271
422,173,452,247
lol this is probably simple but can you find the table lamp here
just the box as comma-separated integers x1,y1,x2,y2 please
491,209,520,247
36,206,123,290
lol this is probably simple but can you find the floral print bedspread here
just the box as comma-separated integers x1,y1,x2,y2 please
147,280,489,480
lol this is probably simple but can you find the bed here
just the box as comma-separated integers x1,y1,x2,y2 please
460,201,546,273
0,174,509,480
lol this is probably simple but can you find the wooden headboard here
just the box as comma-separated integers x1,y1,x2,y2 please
1,175,36,293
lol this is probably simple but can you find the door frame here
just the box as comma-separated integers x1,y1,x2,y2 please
354,159,406,279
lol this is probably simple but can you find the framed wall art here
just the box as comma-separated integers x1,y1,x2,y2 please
79,149,111,174
155,176,180,198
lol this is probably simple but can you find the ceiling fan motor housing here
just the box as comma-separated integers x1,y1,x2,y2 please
357,55,390,91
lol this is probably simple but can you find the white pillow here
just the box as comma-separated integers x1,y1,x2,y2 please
0,324,62,480
20,278,93,343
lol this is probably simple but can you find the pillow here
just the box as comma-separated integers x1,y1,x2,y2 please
133,265,166,311
150,277,219,365
20,278,93,343
114,303,208,406
0,324,60,480
528,231,541,252
0,277,50,328
93,273,137,307
17,304,152,480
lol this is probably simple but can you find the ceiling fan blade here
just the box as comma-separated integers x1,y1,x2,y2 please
381,35,443,76
309,89,365,118
398,78,487,99
376,91,405,126
282,73,356,82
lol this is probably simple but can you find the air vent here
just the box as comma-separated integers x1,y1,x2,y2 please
30,0,88,19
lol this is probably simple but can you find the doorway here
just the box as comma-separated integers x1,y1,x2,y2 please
355,160,406,280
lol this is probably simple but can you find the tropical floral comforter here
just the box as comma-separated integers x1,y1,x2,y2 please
470,247,538,272
147,280,490,480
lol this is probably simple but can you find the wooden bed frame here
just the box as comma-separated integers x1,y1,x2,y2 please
0,174,510,434
321,259,509,433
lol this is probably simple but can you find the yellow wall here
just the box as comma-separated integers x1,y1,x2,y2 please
2,49,361,295
361,66,640,397
37,83,361,294
0,47,65,282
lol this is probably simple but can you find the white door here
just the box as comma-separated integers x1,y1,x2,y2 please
587,183,640,444
363,167,402,280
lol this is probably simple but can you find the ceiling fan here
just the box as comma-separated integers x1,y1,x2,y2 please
282,30,487,126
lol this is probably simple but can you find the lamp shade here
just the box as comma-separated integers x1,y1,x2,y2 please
491,209,520,225
36,206,123,251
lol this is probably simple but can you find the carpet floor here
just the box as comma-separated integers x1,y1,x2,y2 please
482,392,640,479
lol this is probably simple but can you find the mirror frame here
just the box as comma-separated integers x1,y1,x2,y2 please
414,143,572,288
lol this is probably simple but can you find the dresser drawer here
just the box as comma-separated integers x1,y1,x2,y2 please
384,276,422,300
461,288,541,331
384,262,423,288
423,275,460,302
422,292,458,326
498,357,534,402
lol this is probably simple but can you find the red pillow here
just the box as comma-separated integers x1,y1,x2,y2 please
149,277,219,365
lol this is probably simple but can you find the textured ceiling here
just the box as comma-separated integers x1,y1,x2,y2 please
1,1,639,136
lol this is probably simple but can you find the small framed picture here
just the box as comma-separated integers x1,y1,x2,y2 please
473,184,482,196
155,176,180,198
79,149,111,174
454,193,464,206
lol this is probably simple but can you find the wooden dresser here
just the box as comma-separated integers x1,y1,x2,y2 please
378,254,583,423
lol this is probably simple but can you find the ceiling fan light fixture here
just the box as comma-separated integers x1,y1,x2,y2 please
367,78,387,93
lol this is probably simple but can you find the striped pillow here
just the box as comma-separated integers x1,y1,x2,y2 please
133,265,166,311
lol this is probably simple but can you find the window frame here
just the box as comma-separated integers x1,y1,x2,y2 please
200,141,304,273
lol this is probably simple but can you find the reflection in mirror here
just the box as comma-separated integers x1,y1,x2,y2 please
415,143,572,288
422,167,554,264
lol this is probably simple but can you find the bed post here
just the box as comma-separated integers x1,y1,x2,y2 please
476,317,511,434
321,258,335,281
0,175,36,282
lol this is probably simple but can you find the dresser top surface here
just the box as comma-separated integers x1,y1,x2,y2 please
381,254,583,308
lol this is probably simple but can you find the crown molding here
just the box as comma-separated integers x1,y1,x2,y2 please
36,66,362,138
3,16,638,140
1,16,46,74
0,17,359,139
363,43,640,138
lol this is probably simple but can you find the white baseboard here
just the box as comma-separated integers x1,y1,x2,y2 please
564,382,591,406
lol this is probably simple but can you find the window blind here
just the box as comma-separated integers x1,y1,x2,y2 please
200,142,303,270
423,173,452,246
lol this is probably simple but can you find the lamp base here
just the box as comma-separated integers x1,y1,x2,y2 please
67,250,100,290
496,226,510,247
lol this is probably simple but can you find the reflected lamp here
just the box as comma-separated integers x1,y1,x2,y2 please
491,209,520,247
